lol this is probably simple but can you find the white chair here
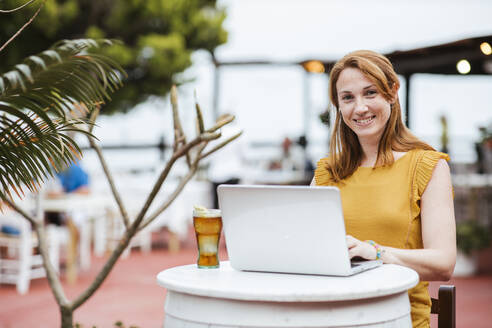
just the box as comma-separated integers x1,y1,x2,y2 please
39,175,100,273
103,210,152,258
93,210,108,257
92,173,153,257
56,210,92,271
41,191,111,272
103,197,152,258
0,209,60,294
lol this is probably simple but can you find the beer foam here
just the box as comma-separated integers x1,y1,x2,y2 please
193,205,221,218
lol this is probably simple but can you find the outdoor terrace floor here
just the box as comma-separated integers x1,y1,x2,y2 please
0,232,491,328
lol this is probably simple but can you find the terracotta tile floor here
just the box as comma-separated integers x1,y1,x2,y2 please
0,233,491,328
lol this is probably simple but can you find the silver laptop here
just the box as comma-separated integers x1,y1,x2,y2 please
217,184,382,276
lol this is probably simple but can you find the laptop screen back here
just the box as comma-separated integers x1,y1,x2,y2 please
217,184,354,276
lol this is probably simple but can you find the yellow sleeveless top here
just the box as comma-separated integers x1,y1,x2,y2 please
314,149,450,328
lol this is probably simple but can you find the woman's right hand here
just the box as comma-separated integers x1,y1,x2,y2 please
346,235,378,260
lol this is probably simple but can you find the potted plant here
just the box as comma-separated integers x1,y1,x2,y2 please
475,124,492,174
454,220,491,276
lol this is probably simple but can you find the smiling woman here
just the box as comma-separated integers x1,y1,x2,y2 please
324,50,436,178
336,67,392,153
312,50,456,328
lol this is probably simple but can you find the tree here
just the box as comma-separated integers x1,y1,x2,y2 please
0,38,124,201
1,38,240,328
1,2,239,327
0,0,228,114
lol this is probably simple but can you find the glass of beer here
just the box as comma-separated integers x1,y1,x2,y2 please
193,206,222,268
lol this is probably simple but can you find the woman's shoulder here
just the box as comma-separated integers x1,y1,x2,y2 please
411,149,450,165
411,149,450,196
314,157,332,186
316,157,330,167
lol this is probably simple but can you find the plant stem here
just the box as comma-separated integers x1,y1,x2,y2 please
170,85,191,167
0,0,38,13
35,224,70,307
200,131,243,160
71,223,135,309
206,114,235,133
3,198,69,307
60,305,73,328
0,0,46,53
138,156,200,231
88,136,130,228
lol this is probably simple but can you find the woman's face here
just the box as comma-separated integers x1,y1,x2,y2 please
336,67,392,143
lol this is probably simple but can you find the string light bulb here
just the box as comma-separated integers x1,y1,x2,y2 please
302,60,325,73
480,42,492,55
456,59,471,74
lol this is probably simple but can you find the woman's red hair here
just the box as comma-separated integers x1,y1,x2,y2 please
326,50,434,182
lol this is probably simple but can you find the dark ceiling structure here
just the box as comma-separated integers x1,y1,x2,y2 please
386,34,492,76
386,34,492,125
213,34,492,128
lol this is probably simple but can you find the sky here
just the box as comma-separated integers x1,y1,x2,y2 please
215,0,492,60
89,0,492,166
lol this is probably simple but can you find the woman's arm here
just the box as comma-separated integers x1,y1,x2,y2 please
347,159,456,281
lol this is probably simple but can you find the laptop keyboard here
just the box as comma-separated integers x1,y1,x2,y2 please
350,261,362,268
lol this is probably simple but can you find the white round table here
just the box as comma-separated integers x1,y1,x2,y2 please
157,261,419,328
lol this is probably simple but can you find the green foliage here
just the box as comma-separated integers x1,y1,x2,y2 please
478,124,492,144
456,220,491,255
0,0,228,114
0,39,125,200
319,109,331,127
137,33,191,78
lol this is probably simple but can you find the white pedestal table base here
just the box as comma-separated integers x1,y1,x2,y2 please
157,262,419,328
164,290,412,328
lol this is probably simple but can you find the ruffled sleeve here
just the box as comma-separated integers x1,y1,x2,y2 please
411,151,450,217
314,157,332,186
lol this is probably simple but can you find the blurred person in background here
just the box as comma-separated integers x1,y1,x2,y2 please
312,50,456,328
45,128,90,226
44,159,90,226
54,160,90,195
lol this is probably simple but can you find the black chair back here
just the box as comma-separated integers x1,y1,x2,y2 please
431,285,456,328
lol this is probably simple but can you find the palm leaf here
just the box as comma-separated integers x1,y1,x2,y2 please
0,39,126,200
